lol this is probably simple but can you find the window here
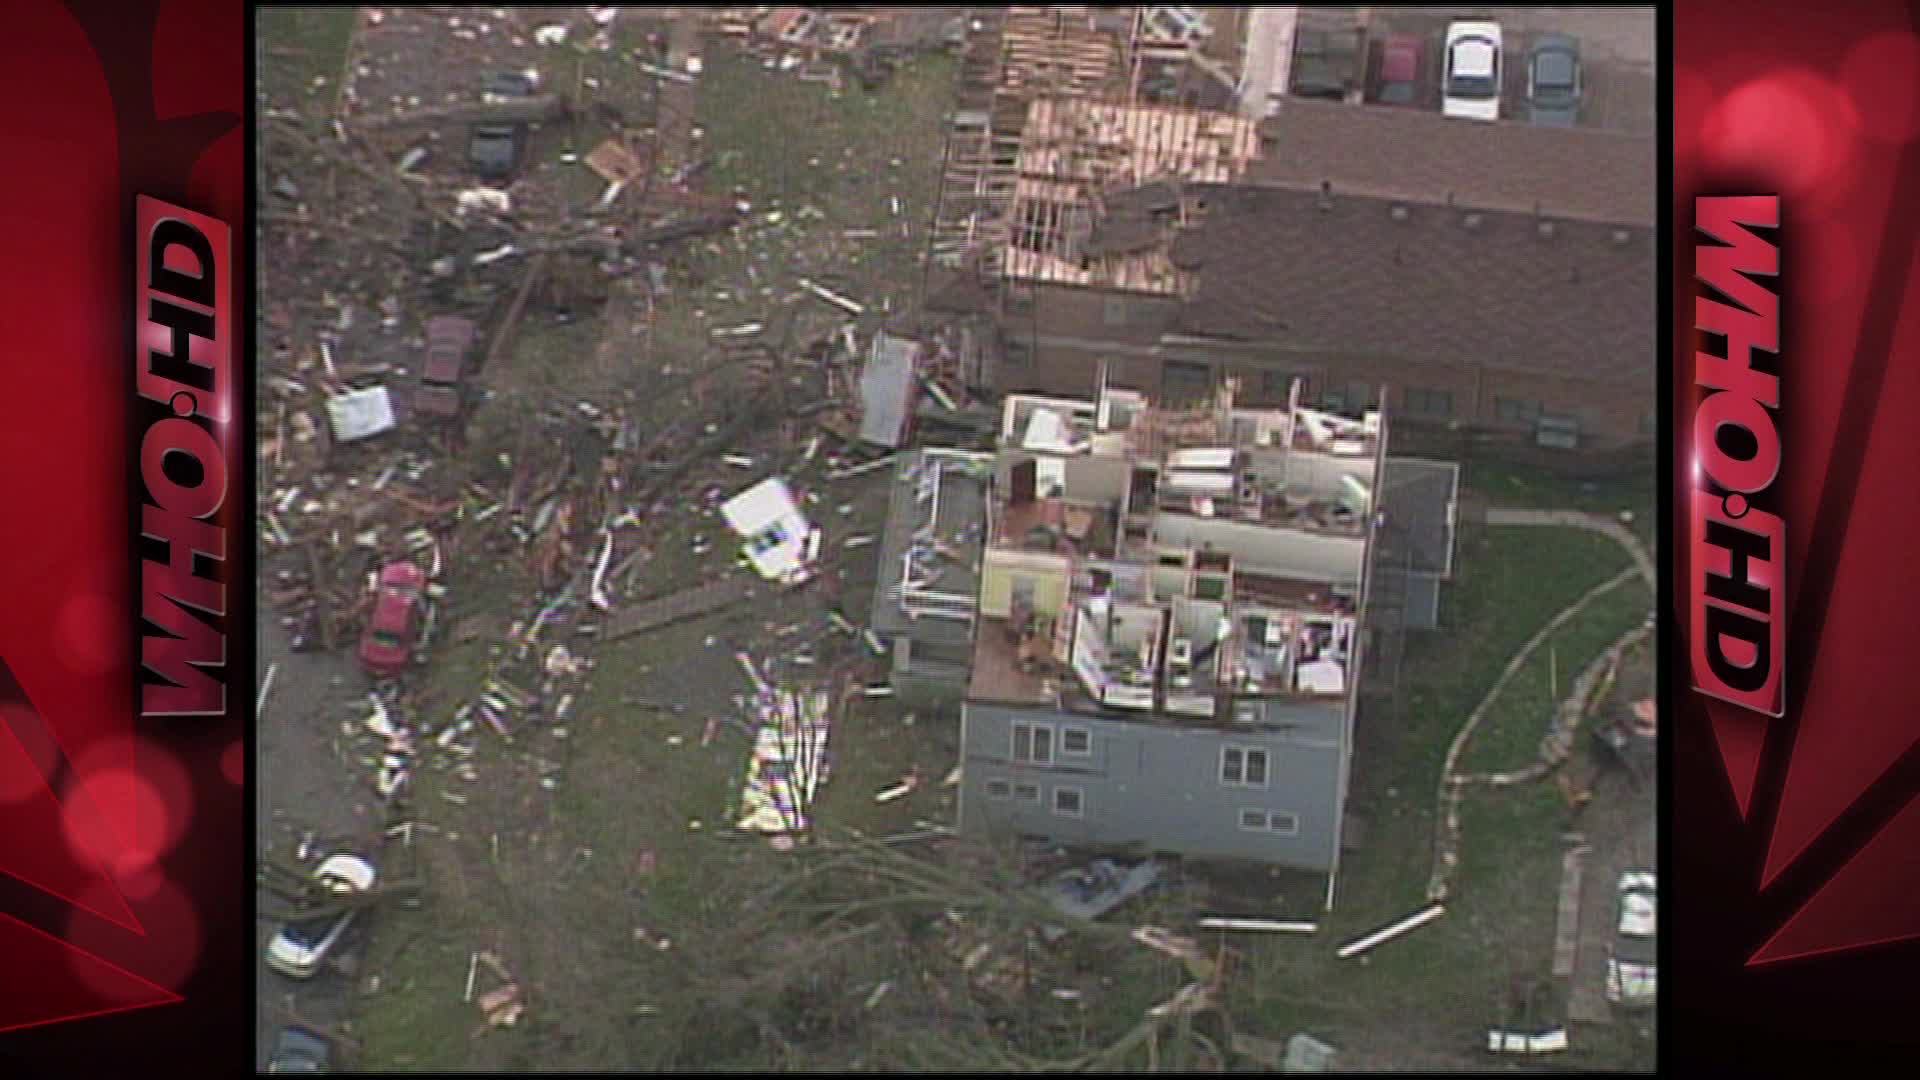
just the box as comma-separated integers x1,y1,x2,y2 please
1012,722,1055,765
1220,746,1270,787
1262,370,1306,399
1404,387,1454,416
1061,726,1092,756
1193,575,1227,601
1163,360,1213,407
1238,809,1299,835
1103,296,1129,327
1053,786,1085,817
1535,414,1580,450
1322,382,1372,414
986,779,1013,799
1494,396,1542,424
1014,782,1041,803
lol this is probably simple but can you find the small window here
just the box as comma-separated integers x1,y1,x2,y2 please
1262,370,1306,399
1322,382,1372,414
1012,722,1055,765
1494,396,1542,424
986,779,1013,800
1014,782,1041,803
1163,360,1213,407
1053,786,1085,817
1103,296,1129,326
1238,808,1268,830
1536,414,1580,450
1193,575,1227,601
1266,811,1300,836
1233,701,1261,725
1061,726,1092,755
1405,387,1454,416
1221,745,1270,787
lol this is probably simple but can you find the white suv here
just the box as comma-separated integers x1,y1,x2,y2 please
1443,21,1504,121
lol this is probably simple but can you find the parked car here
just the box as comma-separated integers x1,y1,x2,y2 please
469,72,534,179
1605,869,1657,1008
416,315,477,418
1526,33,1583,126
265,1024,333,1073
1290,25,1367,102
1442,21,1503,121
357,561,427,677
1373,33,1423,107
264,854,377,980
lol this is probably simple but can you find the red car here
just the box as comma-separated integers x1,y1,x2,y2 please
417,315,476,418
358,561,427,676
1373,33,1423,107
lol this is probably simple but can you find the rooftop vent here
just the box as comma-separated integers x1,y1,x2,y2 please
1463,212,1484,230
1611,228,1632,246
1390,204,1409,222
1537,219,1556,238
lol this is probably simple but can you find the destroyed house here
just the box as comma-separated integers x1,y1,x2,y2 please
869,448,994,705
950,378,1441,885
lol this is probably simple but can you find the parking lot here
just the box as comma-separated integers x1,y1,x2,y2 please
1360,6,1656,135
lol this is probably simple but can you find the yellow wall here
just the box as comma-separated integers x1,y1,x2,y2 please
980,549,1073,618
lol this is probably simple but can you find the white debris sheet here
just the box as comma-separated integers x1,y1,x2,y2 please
719,477,822,585
731,685,834,835
326,386,396,442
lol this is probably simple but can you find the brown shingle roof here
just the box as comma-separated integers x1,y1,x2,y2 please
1247,98,1655,227
1171,184,1654,385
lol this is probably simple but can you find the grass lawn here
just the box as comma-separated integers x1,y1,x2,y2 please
257,7,358,129
1223,524,1651,1069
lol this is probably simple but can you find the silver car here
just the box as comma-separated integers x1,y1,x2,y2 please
1605,869,1657,1007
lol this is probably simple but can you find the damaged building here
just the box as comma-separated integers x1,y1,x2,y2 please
928,71,1656,454
872,378,1457,896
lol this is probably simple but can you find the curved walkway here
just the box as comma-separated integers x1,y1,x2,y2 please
1425,510,1656,903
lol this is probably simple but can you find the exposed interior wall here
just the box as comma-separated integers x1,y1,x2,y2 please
980,549,1073,618
1063,453,1130,505
1286,449,1377,503
1150,513,1365,585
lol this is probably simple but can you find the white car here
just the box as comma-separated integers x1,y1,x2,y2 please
1443,21,1503,121
1605,869,1657,1008
265,853,377,980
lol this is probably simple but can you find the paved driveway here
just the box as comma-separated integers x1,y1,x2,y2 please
256,593,383,1070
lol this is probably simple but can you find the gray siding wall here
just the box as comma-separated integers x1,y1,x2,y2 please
958,702,1343,871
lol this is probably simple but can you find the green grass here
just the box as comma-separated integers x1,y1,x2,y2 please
1222,524,1651,1068
1460,578,1653,776
257,7,358,129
